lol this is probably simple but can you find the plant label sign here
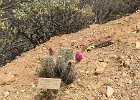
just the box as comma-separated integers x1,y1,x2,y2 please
37,78,61,89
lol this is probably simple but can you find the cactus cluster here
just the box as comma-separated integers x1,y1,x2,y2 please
39,48,76,85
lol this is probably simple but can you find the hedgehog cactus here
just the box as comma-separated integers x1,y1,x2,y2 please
55,56,67,78
61,60,76,85
39,56,56,78
58,48,73,62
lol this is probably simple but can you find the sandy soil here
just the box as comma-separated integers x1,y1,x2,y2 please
0,10,140,100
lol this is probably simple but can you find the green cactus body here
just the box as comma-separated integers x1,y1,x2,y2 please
55,56,66,78
58,48,74,62
40,56,55,78
62,60,76,85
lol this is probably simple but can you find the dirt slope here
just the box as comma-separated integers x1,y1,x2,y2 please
0,10,140,100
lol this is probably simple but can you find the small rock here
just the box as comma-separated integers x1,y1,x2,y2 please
85,71,89,74
32,84,36,88
42,47,47,50
3,91,10,97
20,90,25,92
30,82,36,88
136,42,140,49
95,62,107,74
123,59,131,67
128,80,132,84
70,84,74,88
133,31,137,33
107,86,114,98
98,59,104,62
131,93,136,97
64,90,70,94
80,70,84,73
77,78,81,83
87,85,92,90
87,47,92,52
132,26,140,33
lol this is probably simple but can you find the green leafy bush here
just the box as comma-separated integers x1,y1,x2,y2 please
8,0,93,44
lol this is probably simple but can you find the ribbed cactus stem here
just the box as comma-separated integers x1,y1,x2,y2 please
58,48,74,62
40,56,55,78
62,60,76,84
55,56,66,78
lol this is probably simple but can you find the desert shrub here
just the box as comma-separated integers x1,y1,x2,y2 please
80,0,140,23
113,0,140,15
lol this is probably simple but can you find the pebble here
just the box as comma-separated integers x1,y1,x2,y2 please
85,71,90,74
64,90,70,94
87,47,93,52
87,85,92,90
77,78,81,83
42,47,47,50
20,90,25,92
30,82,36,88
95,62,107,74
123,59,131,67
32,84,36,88
3,91,10,97
131,93,136,97
107,86,114,98
128,80,132,84
136,42,140,49
80,70,85,73
70,84,74,88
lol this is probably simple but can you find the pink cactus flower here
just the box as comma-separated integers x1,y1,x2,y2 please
75,52,83,62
